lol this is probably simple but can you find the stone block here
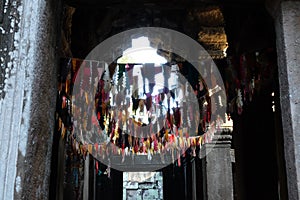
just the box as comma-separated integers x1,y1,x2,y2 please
138,182,155,189
127,189,142,200
123,172,128,180
123,181,127,187
158,190,163,199
157,180,163,189
123,189,127,200
142,189,159,200
125,182,139,189
154,172,163,181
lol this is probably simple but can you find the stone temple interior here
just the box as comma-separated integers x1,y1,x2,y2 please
47,1,286,199
3,0,298,200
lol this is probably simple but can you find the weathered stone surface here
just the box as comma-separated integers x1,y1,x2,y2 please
157,180,163,189
155,172,163,181
0,2,23,199
127,189,142,200
202,135,233,200
0,0,61,199
126,182,139,189
275,1,300,199
123,189,127,200
143,189,159,200
138,182,155,189
127,172,156,182
123,172,163,199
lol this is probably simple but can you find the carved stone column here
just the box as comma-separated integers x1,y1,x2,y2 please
202,134,233,200
191,157,197,200
83,153,90,200
0,0,62,199
274,1,300,199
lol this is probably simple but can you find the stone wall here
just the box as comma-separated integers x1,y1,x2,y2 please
123,172,163,200
0,0,62,199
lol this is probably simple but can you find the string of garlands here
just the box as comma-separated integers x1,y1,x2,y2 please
58,58,227,166
58,47,276,170
59,115,223,165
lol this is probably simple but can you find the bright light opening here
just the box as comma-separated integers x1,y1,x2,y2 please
117,36,167,65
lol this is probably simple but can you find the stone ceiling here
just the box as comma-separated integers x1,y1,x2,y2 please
64,0,274,60
65,2,230,59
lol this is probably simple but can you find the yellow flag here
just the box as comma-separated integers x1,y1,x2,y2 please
88,144,93,154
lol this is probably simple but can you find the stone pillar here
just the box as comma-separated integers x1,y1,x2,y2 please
274,1,300,199
0,0,61,199
183,156,188,200
83,153,90,200
191,158,197,200
56,137,66,200
202,135,233,200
